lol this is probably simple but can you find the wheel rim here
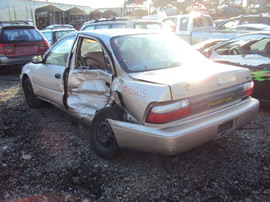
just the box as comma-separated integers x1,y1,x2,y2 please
96,119,115,149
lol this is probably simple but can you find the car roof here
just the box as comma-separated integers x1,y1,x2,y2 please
0,21,35,29
45,24,74,29
82,19,163,28
165,13,212,19
79,29,161,38
65,29,165,44
41,29,75,32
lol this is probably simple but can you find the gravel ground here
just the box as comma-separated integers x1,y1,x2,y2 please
0,66,270,201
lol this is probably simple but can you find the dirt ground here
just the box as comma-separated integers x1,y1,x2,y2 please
0,66,270,201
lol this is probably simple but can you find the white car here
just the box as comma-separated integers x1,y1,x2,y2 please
20,30,259,158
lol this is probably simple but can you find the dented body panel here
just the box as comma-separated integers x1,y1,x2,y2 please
67,69,112,121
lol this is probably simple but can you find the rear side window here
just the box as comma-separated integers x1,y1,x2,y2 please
2,28,44,42
83,25,95,31
42,32,53,42
95,24,110,29
111,23,127,29
134,23,162,30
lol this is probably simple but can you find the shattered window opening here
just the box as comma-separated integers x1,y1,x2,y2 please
76,37,112,73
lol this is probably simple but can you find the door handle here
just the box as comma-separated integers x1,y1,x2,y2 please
55,73,61,79
105,81,110,88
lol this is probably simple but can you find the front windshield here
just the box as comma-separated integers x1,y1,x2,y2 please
111,33,204,73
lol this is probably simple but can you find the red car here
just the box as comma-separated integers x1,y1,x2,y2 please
0,21,49,67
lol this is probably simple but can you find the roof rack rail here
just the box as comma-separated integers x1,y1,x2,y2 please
92,17,132,23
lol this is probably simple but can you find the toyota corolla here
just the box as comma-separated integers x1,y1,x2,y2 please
20,30,259,158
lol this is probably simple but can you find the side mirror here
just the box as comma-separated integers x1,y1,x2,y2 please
32,55,43,64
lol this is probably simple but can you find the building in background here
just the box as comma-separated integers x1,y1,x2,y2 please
0,0,126,29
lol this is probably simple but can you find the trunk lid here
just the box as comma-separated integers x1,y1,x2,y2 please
3,41,48,57
129,60,252,101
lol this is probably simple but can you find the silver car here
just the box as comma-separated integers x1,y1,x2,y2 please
20,30,259,158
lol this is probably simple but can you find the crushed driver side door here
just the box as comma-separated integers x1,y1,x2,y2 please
66,36,114,122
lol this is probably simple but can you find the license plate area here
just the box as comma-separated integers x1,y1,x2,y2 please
208,96,233,108
218,120,233,136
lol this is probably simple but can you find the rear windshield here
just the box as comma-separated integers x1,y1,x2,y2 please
2,28,44,42
55,30,74,40
111,33,204,73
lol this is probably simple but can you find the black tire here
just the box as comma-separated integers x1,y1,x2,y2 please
90,107,121,159
23,78,44,108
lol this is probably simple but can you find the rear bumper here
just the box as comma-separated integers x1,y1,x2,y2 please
108,98,259,155
0,55,34,66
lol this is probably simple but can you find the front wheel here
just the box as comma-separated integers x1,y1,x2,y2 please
90,107,121,159
23,78,44,108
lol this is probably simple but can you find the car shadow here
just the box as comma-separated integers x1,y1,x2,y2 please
0,65,22,79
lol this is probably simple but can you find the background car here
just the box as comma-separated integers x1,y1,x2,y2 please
45,24,75,30
41,29,76,46
80,18,163,31
198,32,270,106
192,39,227,53
223,23,270,32
0,21,49,67
216,14,270,30
20,30,258,158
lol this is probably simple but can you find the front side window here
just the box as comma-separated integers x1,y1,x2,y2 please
250,38,270,52
214,35,270,55
111,33,204,73
3,28,44,42
45,36,75,66
76,37,112,73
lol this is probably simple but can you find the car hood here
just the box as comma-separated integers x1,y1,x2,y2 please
129,60,251,100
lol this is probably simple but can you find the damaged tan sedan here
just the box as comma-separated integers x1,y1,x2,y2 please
20,30,259,158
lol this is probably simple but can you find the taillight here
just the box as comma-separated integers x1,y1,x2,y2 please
0,43,15,55
0,44,4,55
242,81,254,98
37,41,49,52
146,99,191,124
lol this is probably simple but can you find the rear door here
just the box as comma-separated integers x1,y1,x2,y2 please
2,27,48,57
